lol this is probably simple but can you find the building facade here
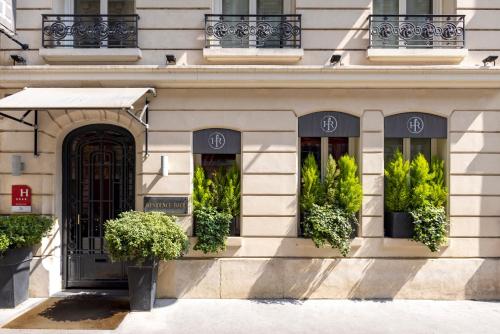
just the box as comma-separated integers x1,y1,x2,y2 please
0,0,500,299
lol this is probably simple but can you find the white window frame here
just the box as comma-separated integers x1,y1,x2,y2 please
213,0,293,15
65,0,108,15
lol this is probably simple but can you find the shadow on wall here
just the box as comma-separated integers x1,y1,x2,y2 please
465,260,500,300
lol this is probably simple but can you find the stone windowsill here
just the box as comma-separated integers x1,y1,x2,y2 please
39,48,142,62
383,238,450,249
203,47,304,64
190,237,243,248
367,48,468,64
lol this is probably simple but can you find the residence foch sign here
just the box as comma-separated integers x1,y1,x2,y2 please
11,185,32,213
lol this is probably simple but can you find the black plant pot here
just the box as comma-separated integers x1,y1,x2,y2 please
0,247,33,308
384,212,414,238
127,260,158,312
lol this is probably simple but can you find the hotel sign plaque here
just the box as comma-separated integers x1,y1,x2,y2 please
144,197,188,215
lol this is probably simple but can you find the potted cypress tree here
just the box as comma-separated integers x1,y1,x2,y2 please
0,215,54,308
384,151,412,238
104,211,189,311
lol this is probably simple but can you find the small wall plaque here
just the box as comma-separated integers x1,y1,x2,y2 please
144,197,188,215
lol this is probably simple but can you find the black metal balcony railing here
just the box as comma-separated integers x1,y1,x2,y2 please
368,15,465,49
42,14,139,48
205,14,301,48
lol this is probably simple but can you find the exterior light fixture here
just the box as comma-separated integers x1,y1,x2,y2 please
330,54,342,66
161,155,169,176
10,55,26,66
11,155,25,176
166,54,177,65
482,56,498,66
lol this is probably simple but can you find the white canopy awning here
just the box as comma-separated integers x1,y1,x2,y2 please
0,87,156,110
0,87,156,156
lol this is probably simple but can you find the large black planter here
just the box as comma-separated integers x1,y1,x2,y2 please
127,260,158,312
0,247,33,308
385,212,415,238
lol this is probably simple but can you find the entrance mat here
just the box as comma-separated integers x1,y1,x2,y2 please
2,295,129,330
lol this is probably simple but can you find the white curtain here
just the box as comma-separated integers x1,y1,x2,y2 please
222,0,249,15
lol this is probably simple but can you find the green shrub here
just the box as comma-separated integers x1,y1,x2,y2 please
300,153,322,213
384,150,411,212
336,155,362,214
193,166,213,211
410,205,448,252
0,215,54,254
303,204,355,257
429,157,448,207
193,207,232,254
323,155,339,206
220,164,241,218
410,153,434,209
104,211,189,264
0,233,9,253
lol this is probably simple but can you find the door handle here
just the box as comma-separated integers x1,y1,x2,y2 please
77,214,80,225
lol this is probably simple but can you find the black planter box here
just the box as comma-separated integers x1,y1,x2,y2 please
0,247,33,308
384,212,415,238
127,261,158,312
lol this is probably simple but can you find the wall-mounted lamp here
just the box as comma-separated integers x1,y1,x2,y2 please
161,155,169,176
10,55,26,66
330,54,342,66
11,155,25,176
166,54,177,65
482,55,498,67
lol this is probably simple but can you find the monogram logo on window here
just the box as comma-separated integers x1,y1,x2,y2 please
208,132,226,150
321,115,338,133
407,117,424,134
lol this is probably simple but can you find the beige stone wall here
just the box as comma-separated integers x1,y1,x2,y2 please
2,0,500,66
2,87,500,298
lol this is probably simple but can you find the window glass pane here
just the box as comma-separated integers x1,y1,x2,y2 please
406,0,433,15
108,0,135,15
384,138,403,166
328,137,349,161
410,138,431,162
257,0,283,15
301,137,321,169
222,0,250,14
75,0,100,15
201,154,237,178
373,0,398,15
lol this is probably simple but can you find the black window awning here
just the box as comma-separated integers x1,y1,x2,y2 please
193,128,241,154
299,111,360,137
0,87,156,156
385,112,447,138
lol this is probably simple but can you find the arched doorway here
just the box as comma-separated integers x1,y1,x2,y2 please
62,124,135,288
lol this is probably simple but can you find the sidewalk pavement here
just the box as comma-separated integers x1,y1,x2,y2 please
1,299,499,334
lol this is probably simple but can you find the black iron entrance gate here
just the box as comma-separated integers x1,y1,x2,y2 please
63,124,135,288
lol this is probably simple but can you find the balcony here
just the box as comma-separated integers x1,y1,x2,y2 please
203,14,303,64
40,14,141,62
367,15,467,64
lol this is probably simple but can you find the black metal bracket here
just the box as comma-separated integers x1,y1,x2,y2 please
0,109,38,156
125,100,150,156
0,29,29,50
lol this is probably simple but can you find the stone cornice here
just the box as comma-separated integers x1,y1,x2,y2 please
1,65,500,89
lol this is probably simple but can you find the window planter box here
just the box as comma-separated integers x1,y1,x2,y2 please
0,247,33,308
384,212,414,238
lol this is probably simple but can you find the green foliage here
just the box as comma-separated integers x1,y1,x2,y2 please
303,204,356,257
300,153,322,213
193,166,213,211
410,205,448,252
429,157,448,207
220,164,241,217
0,234,9,253
410,153,434,209
104,211,189,264
336,155,362,214
0,215,54,254
384,150,411,212
193,207,232,254
323,155,339,206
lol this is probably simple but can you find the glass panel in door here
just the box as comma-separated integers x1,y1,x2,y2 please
257,0,284,48
221,0,250,47
108,0,135,47
410,138,431,162
74,0,101,48
405,0,433,47
372,0,399,48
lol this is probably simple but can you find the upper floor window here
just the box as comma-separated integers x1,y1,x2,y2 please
72,0,135,16
374,0,433,16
